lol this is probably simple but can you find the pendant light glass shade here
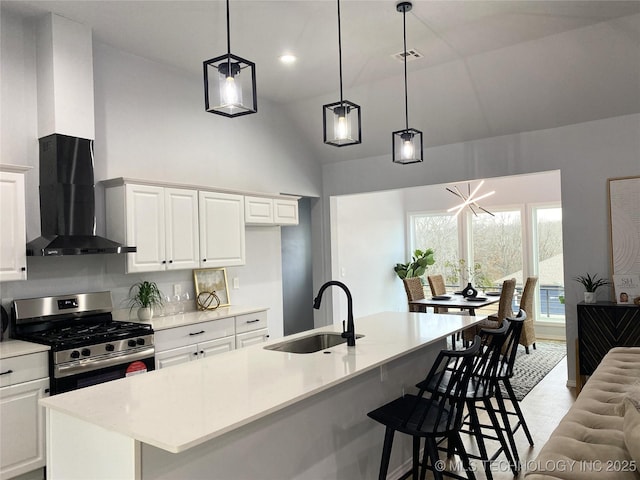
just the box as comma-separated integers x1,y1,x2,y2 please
323,101,361,146
204,54,256,117
323,0,362,147
392,1,423,164
203,0,257,117
392,128,423,164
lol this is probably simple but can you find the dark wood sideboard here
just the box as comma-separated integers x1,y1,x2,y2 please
577,301,640,378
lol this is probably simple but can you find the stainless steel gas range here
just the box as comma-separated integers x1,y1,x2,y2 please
11,291,154,395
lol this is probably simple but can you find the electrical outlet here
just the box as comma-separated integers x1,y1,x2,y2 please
173,284,182,296
233,277,240,289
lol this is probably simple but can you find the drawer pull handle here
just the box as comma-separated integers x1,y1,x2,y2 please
189,330,205,336
0,369,13,376
246,319,260,324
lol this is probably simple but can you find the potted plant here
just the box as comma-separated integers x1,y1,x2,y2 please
128,281,163,320
573,273,610,304
394,248,435,282
444,259,488,297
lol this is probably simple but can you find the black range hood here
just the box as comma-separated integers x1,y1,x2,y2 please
26,134,136,256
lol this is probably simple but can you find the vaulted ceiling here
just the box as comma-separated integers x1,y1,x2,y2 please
4,1,640,163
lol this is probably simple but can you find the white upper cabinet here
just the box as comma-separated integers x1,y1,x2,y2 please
199,191,245,267
105,182,199,273
245,196,274,225
274,198,299,225
0,165,30,281
126,184,165,272
245,196,299,225
104,178,296,271
164,188,200,271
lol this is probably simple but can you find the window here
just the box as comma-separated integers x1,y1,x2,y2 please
409,203,564,324
471,209,523,288
409,213,459,280
533,206,565,321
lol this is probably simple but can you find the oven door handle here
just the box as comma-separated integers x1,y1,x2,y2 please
54,347,155,379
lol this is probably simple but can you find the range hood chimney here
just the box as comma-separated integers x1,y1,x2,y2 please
26,14,135,256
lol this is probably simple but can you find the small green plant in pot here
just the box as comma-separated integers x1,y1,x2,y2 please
128,281,163,320
573,273,610,304
394,248,435,283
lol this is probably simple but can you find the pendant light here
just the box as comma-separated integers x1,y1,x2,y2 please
392,1,423,164
203,0,257,117
323,0,361,146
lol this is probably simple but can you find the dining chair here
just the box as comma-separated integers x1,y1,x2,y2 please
462,278,516,344
427,275,449,313
367,337,482,480
403,277,427,313
518,276,538,354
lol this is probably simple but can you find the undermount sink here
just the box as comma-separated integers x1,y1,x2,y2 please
264,332,364,354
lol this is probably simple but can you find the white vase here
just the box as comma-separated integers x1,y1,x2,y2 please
137,306,153,321
584,292,596,304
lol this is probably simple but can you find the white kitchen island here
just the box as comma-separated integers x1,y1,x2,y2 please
41,311,483,480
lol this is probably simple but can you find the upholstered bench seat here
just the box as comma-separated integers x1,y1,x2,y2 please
525,347,640,480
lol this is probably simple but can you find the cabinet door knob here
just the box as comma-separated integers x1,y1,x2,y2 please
193,352,198,356
203,258,207,262
20,267,26,271
162,260,166,264
169,260,173,264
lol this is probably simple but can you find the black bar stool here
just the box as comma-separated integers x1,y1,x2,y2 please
419,320,517,479
367,337,482,480
466,310,534,473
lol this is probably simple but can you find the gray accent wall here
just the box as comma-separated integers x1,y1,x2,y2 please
281,197,314,335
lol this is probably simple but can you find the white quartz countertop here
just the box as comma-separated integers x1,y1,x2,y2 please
40,311,482,453
113,305,269,331
0,339,50,359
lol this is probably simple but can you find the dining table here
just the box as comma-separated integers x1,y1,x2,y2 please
410,293,501,348
409,293,501,316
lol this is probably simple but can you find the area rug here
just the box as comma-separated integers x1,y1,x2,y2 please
507,340,566,400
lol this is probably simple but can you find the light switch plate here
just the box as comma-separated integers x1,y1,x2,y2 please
233,277,240,289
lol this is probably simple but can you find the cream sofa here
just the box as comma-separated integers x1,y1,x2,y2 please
525,347,640,480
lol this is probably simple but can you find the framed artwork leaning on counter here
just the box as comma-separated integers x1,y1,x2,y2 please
193,267,230,309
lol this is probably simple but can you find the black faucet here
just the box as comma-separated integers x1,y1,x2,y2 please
313,281,356,347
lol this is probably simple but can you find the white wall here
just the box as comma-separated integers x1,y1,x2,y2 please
321,114,640,384
0,12,321,340
329,190,406,323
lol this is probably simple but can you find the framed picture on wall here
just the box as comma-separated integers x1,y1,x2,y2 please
193,268,230,309
608,175,640,276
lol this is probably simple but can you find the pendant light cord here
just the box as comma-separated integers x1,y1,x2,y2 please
402,7,409,131
337,0,344,104
226,0,231,56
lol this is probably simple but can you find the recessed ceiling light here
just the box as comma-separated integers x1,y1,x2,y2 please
279,54,297,64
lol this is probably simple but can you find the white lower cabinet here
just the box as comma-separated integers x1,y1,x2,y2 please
236,329,270,349
154,310,269,369
0,352,49,479
154,317,236,370
155,336,235,369
235,311,270,349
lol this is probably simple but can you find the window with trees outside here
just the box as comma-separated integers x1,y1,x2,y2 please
409,213,459,282
409,204,565,323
